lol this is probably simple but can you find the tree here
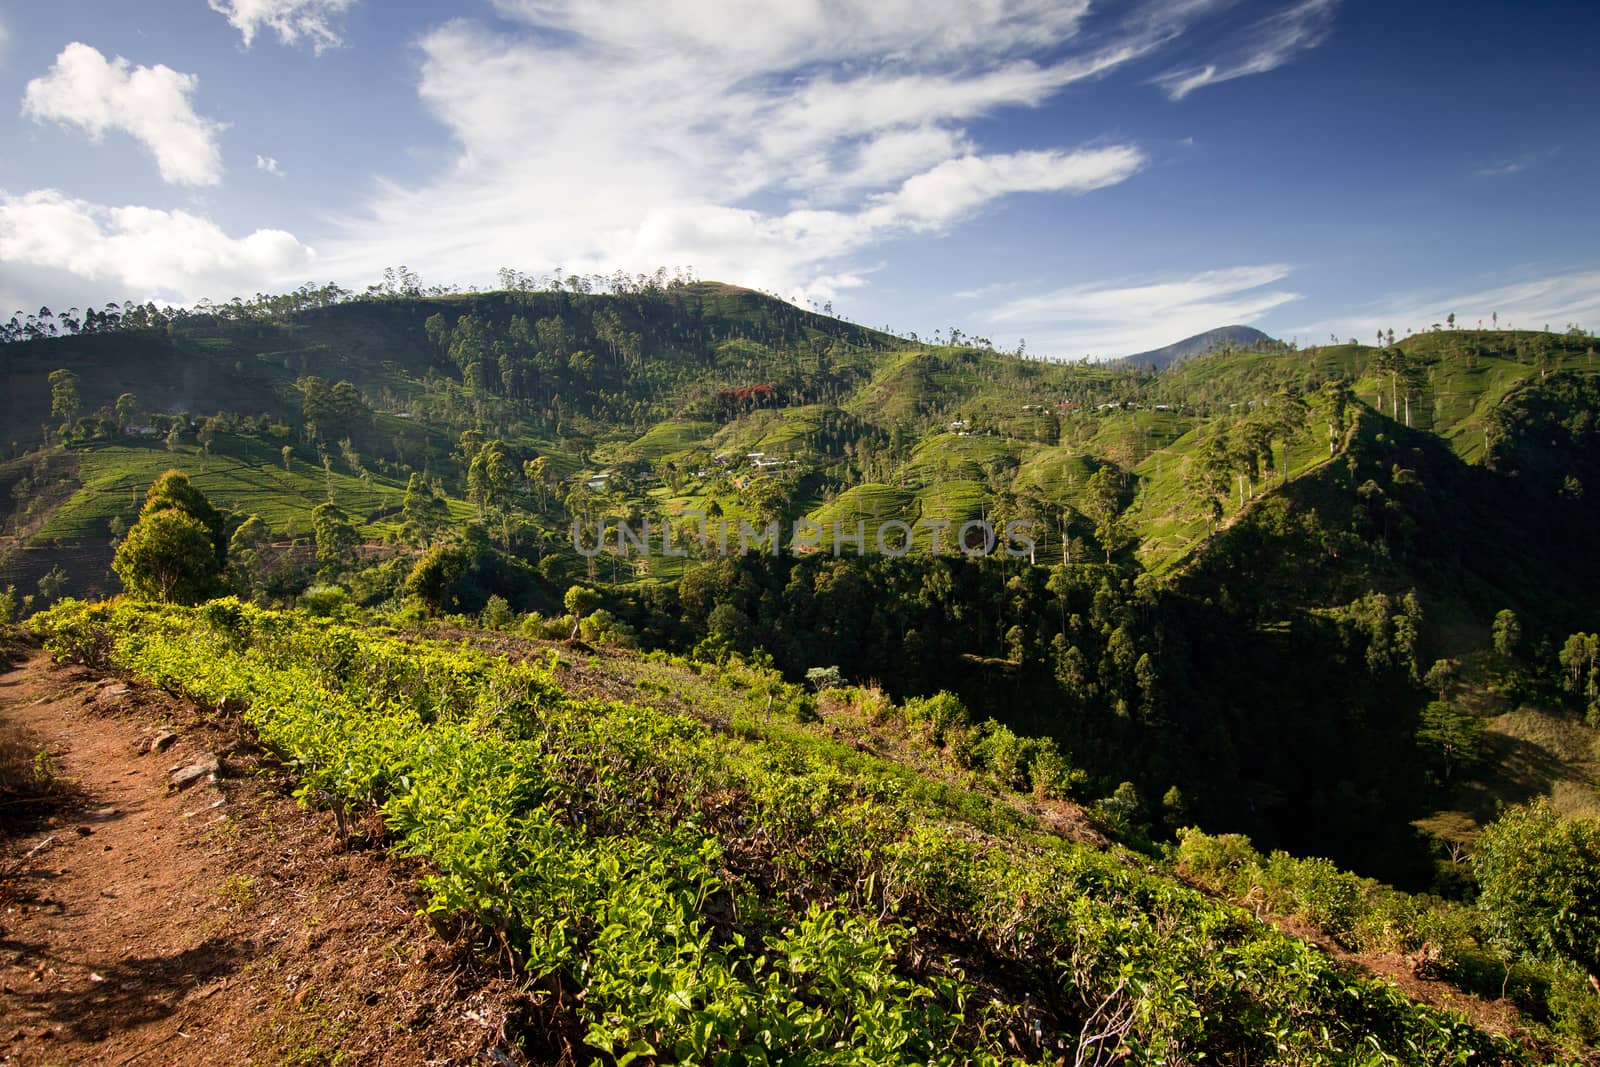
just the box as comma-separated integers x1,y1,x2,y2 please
467,439,515,516
1492,608,1522,661
404,542,470,615
1084,464,1126,564
564,584,601,639
36,565,68,604
1423,658,1461,701
1161,785,1190,830
1475,799,1600,976
1416,701,1483,783
1559,633,1600,700
741,474,792,527
707,602,754,653
402,473,450,546
523,456,551,512
311,502,359,572
481,594,515,631
139,470,226,566
113,510,222,603
114,392,138,432
48,368,80,431
1318,380,1353,457
229,514,272,593
805,666,843,692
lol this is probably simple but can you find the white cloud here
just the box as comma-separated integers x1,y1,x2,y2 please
208,0,354,52
986,264,1301,358
1474,161,1526,178
22,43,225,187
1158,0,1337,100
1289,270,1600,341
256,154,284,176
316,3,1193,304
1472,148,1558,179
0,189,316,303
488,0,1094,68
954,280,1026,301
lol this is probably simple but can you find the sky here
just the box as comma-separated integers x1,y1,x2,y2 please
0,0,1597,359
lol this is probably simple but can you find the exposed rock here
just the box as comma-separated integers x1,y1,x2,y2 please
169,756,219,792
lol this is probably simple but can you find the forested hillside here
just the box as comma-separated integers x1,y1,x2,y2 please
4,278,1600,1058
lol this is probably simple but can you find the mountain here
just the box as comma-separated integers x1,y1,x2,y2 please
6,283,1600,1052
1120,324,1278,370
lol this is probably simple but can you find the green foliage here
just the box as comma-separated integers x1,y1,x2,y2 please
401,473,450,546
1083,464,1127,563
902,691,968,747
1493,608,1522,661
480,594,515,631
805,666,842,691
310,501,358,571
1416,701,1484,783
1475,800,1600,970
706,601,753,652
578,607,637,648
1026,738,1085,800
48,367,80,428
299,584,349,618
1177,828,1447,955
113,508,223,604
139,469,227,565
403,526,535,617
29,598,1535,1065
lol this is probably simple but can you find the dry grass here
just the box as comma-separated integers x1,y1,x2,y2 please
0,722,61,804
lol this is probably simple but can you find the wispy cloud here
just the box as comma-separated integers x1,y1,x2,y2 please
1472,148,1558,178
316,1,1187,306
208,0,355,52
1157,0,1338,100
22,43,226,187
954,280,1026,301
985,264,1301,358
0,0,1298,311
1474,161,1527,178
1289,269,1600,340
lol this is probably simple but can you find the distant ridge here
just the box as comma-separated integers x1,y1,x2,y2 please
1121,324,1278,370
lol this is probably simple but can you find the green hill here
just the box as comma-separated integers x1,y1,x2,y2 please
8,288,1600,1056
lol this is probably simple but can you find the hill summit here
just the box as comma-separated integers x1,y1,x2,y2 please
1121,324,1278,369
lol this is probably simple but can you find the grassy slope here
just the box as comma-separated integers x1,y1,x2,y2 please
36,599,1553,1062
28,435,474,545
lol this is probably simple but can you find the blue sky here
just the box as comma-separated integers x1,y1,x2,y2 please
1,0,1596,357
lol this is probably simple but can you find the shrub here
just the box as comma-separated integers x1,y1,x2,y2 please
848,684,897,726
805,665,842,691
481,594,515,631
578,608,637,648
902,691,968,747
969,720,1030,791
1027,738,1086,800
518,612,570,641
300,584,350,618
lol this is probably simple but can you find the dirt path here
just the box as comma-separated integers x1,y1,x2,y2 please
0,645,536,1066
